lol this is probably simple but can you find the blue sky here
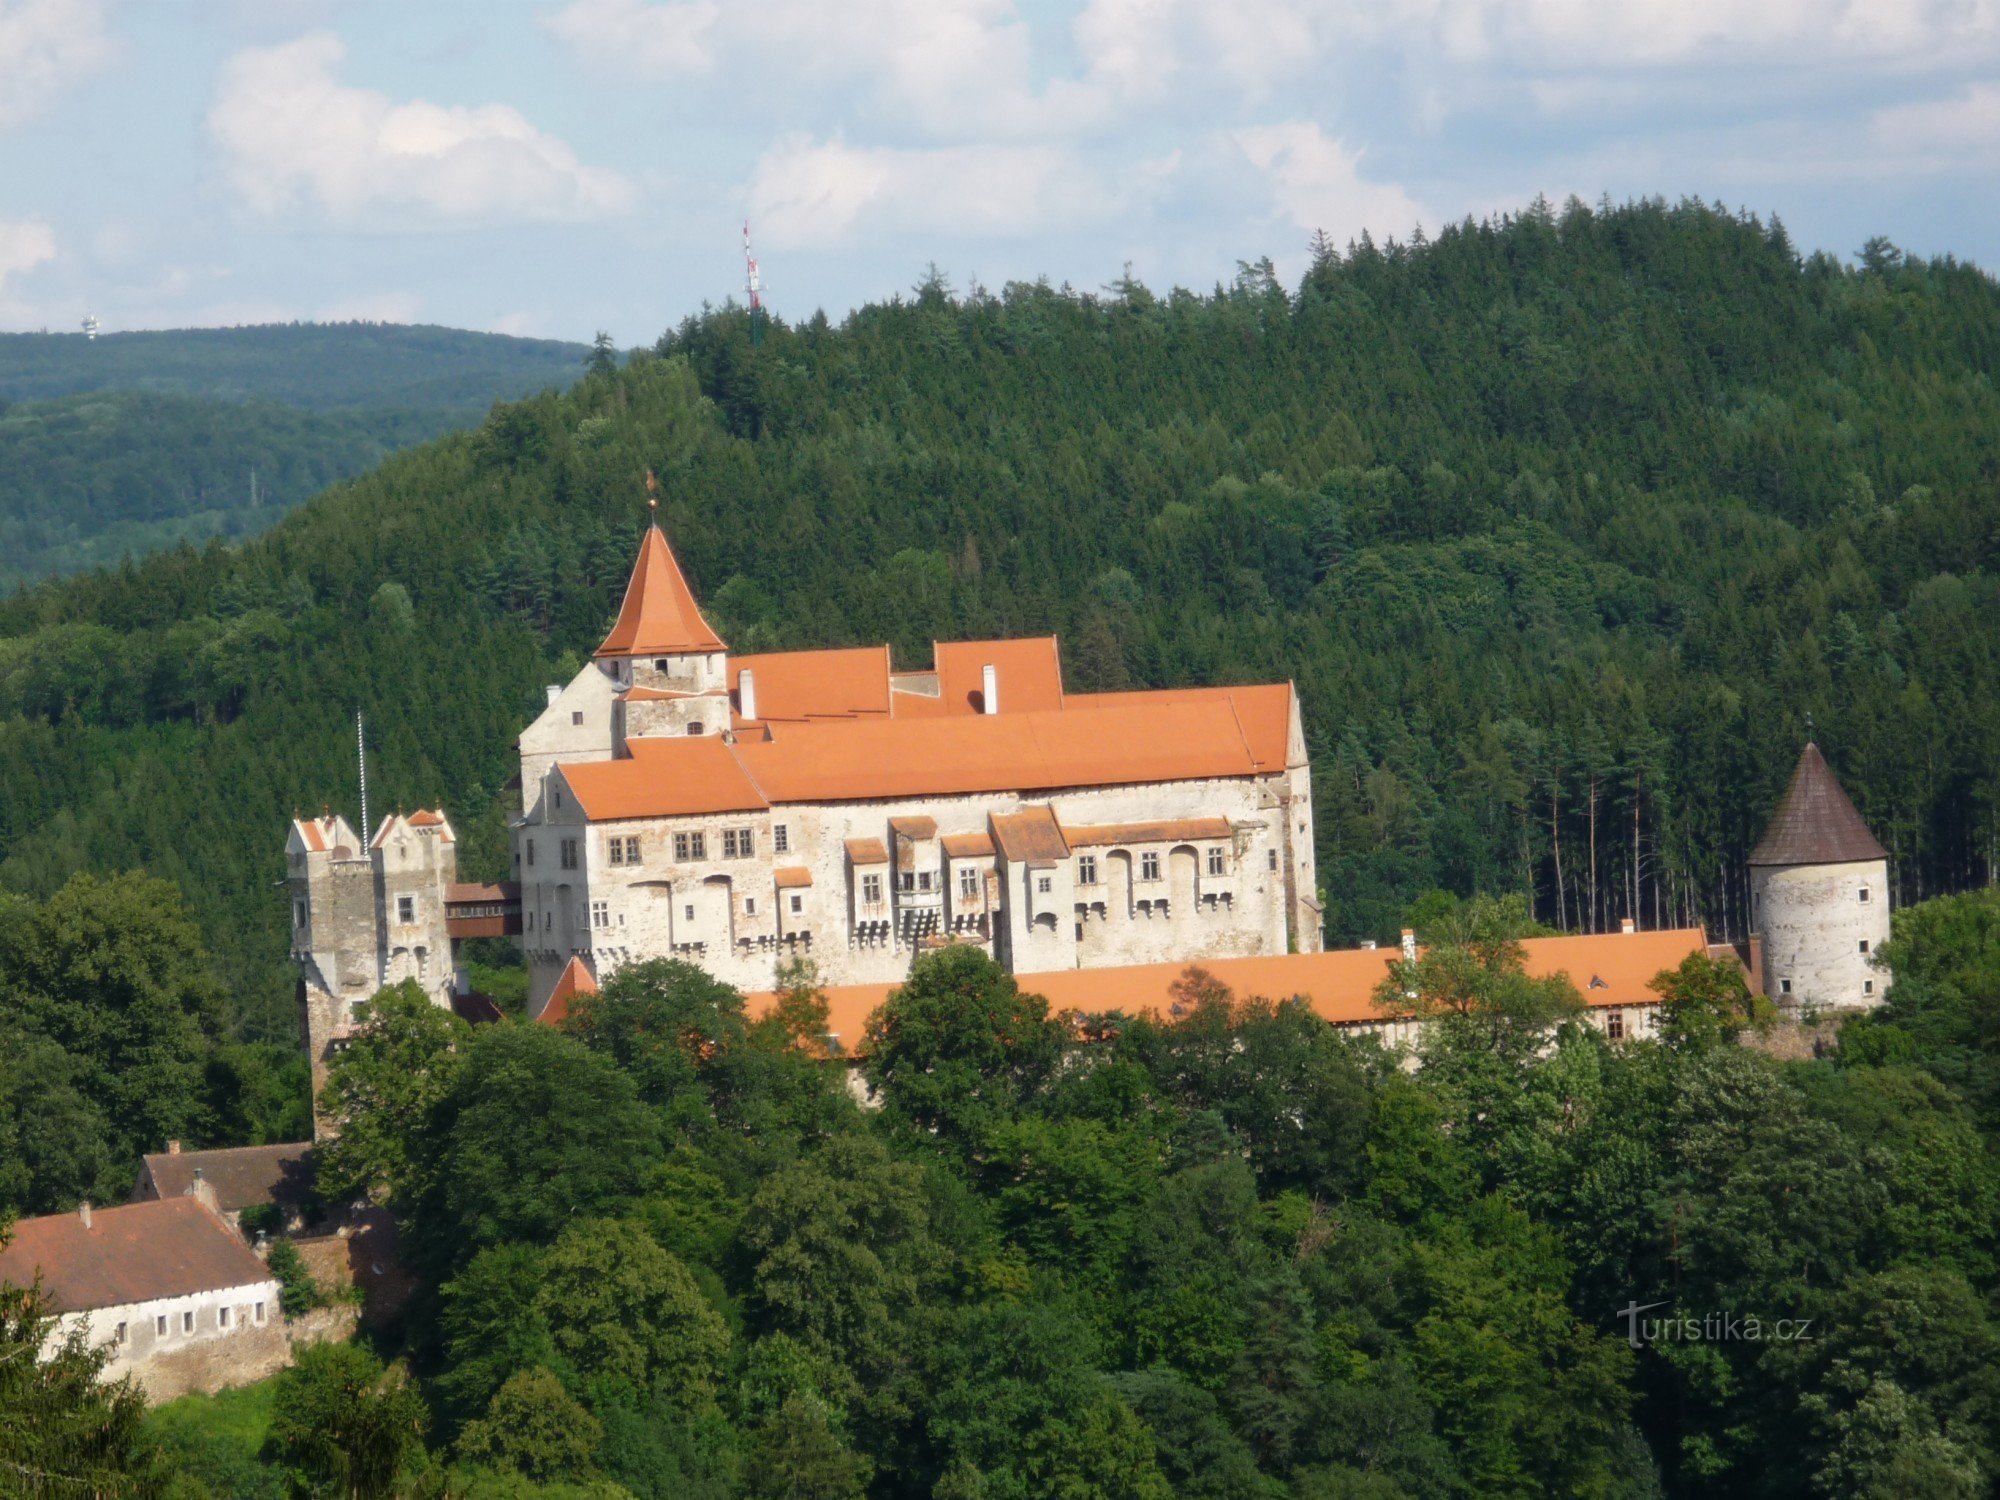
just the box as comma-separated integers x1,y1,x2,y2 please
2,0,1996,345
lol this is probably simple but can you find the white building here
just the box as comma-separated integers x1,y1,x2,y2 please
509,517,1322,1015
0,1197,285,1403
1748,742,1892,1009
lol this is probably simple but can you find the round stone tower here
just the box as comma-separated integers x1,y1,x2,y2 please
1748,743,1891,1009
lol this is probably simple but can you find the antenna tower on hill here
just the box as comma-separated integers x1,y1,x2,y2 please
744,220,765,346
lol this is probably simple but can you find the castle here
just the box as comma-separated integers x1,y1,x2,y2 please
286,511,1891,1106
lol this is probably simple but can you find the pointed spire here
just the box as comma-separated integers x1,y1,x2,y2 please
596,481,725,658
1748,743,1887,866
539,955,599,1026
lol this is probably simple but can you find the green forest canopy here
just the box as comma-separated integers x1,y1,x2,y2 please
0,197,1994,1044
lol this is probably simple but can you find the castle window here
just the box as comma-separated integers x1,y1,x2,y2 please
624,836,640,864
219,1306,231,1329
960,867,981,899
1206,848,1226,877
745,897,756,915
1140,852,1161,882
1864,980,1875,996
687,722,704,736
293,899,307,929
397,895,415,924
1780,979,1793,995
572,710,583,725
1606,1011,1625,1041
182,1311,193,1334
723,828,754,859
774,825,790,854
1268,849,1279,871
900,871,915,893
1858,886,1871,902
1858,939,1870,954
255,1302,265,1324
1036,875,1052,894
591,901,609,930
609,839,624,866
862,873,883,905
655,659,671,671
527,839,536,867
675,831,707,862
157,1314,167,1336
115,1321,126,1344
684,905,694,921
790,894,803,914
560,839,579,871
918,871,933,892
1076,855,1098,885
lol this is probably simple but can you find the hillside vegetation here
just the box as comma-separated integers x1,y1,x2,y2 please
0,199,1996,1041
0,322,589,581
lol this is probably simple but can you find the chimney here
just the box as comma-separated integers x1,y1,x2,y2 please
167,1139,181,1155
739,668,758,722
78,1200,92,1230
1401,928,1417,962
1620,917,1636,935
981,663,998,715
546,685,561,708
186,1166,217,1213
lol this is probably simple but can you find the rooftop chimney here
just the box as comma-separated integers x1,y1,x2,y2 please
167,1139,181,1155
739,668,758,722
78,1201,92,1230
981,663,998,715
186,1166,218,1213
1401,927,1417,962
1620,917,1636,935
546,685,562,708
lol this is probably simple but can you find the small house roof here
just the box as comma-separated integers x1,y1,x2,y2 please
138,1143,314,1215
991,806,1070,866
1748,743,1887,866
539,956,598,1026
0,1199,275,1313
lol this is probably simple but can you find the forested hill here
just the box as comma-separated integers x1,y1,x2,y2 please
0,322,587,409
0,197,1996,1041
0,323,591,582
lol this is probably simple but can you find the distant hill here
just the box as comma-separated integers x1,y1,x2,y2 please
0,322,590,581
0,322,589,411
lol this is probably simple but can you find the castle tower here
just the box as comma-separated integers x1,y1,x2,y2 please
1748,743,1890,1009
288,809,459,1136
518,511,730,794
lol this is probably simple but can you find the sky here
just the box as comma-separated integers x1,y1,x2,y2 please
1,0,1997,346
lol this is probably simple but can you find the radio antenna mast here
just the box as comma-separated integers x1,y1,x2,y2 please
743,220,764,346
356,710,369,846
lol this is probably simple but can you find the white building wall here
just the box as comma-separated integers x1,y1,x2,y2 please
1751,858,1891,1009
52,1278,285,1400
519,772,1304,1008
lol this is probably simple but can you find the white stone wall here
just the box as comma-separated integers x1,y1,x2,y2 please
519,664,622,797
1751,858,1891,1009
53,1278,285,1402
520,772,1306,1008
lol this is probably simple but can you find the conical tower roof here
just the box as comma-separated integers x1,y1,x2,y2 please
597,524,725,657
1748,743,1886,866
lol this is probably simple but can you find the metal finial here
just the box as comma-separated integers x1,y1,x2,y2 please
645,469,659,514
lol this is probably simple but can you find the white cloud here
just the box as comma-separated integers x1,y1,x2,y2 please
207,32,634,228
0,218,56,292
540,0,718,72
749,134,1098,247
1233,122,1425,242
1874,83,2000,159
0,0,114,128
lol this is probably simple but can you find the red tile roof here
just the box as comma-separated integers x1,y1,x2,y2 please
1748,743,1887,866
846,837,889,865
560,737,769,821
744,928,1715,1053
1066,816,1234,847
774,866,814,888
0,1199,275,1313
539,956,598,1026
730,647,892,722
890,816,939,840
598,525,726,657
137,1144,313,1214
942,832,996,858
928,637,1064,714
991,806,1070,864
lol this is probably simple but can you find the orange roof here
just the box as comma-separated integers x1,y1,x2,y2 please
731,647,892,722
934,637,1064,714
942,832,996,858
370,809,456,849
775,866,814,888
539,956,598,1026
560,737,768,820
991,806,1070,864
0,1199,274,1312
1067,816,1233,847
890,816,939,840
409,809,446,827
1067,684,1294,773
743,929,1715,1052
597,525,725,657
846,837,889,865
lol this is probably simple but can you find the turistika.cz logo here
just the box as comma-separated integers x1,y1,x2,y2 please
1615,1300,1815,1349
